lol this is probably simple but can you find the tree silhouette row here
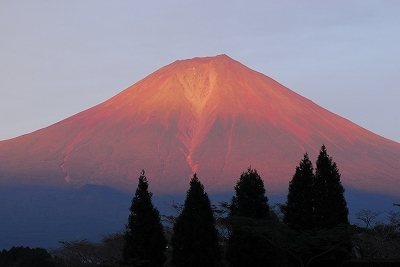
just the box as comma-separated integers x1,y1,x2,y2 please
123,145,352,267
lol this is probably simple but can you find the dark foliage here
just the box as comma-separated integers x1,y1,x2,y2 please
283,153,316,267
314,145,349,229
123,170,167,267
225,215,353,267
281,147,352,267
0,246,54,267
226,167,277,267
313,145,352,266
229,167,270,220
283,153,315,232
171,174,221,267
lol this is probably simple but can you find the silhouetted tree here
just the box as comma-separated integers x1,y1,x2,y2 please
171,174,221,267
226,167,277,267
229,167,270,220
52,233,124,267
123,170,167,267
53,239,100,267
280,148,353,267
0,246,54,267
282,153,316,267
283,153,315,232
313,145,351,266
226,216,352,267
353,210,400,259
355,209,381,229
314,145,349,229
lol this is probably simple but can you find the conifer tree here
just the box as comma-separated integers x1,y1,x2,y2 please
123,170,167,267
282,149,352,266
314,145,349,229
171,174,220,267
229,167,270,219
226,167,276,267
313,145,351,266
283,153,316,267
283,153,315,231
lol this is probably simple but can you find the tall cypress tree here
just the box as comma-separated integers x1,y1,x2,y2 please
123,170,167,267
313,145,351,266
283,153,315,231
283,153,316,267
314,145,349,229
226,167,276,267
171,174,220,267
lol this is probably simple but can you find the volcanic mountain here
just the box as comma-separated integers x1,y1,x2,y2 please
0,55,399,195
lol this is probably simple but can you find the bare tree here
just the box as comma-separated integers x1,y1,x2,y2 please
355,209,381,229
52,239,100,267
353,210,400,259
51,233,124,267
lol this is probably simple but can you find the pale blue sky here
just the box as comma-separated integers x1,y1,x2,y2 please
1,1,399,142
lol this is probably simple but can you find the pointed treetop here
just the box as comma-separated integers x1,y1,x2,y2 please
284,152,315,231
230,166,270,220
186,173,206,200
136,169,149,193
171,173,221,267
123,169,167,266
314,145,349,228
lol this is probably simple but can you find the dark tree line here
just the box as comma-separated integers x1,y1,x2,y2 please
121,145,351,267
0,246,54,267
6,144,400,267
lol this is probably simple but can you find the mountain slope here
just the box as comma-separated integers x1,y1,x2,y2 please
0,55,399,195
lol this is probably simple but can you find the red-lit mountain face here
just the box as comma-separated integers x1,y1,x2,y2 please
0,55,399,195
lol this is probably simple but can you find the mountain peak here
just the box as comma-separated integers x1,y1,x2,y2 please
175,54,234,63
0,55,399,195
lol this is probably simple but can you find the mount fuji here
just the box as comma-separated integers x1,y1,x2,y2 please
0,55,399,195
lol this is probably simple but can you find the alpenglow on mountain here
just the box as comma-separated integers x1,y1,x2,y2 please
0,55,399,195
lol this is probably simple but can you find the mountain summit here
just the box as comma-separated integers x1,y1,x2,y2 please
0,55,399,194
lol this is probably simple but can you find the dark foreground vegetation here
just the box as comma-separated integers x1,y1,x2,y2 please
2,145,399,267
